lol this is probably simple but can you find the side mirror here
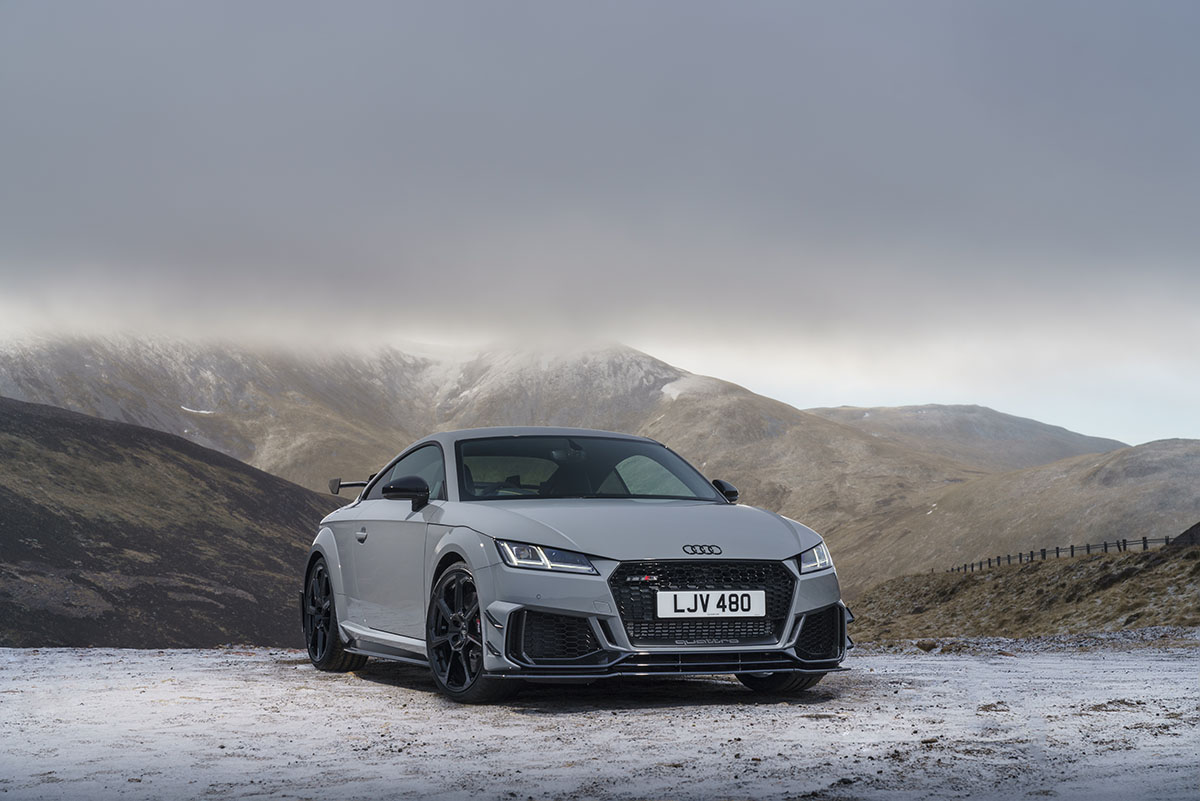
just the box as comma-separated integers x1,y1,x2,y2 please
712,479,739,503
382,475,431,511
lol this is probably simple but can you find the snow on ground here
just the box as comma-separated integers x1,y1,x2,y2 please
1,643,1197,801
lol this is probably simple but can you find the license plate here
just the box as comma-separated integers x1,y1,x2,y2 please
656,590,766,618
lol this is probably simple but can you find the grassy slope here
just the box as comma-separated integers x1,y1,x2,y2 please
0,397,343,647
807,403,1126,472
851,545,1200,642
870,440,1200,587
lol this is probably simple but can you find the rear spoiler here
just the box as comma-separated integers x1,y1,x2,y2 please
328,474,375,495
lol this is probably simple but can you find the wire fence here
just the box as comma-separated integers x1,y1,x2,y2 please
946,535,1176,574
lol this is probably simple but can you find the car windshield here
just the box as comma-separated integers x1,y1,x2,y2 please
456,436,723,502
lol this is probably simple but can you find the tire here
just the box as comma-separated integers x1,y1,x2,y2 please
426,564,519,704
736,671,825,694
303,557,368,672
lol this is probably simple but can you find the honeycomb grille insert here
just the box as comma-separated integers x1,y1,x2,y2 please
518,611,600,663
609,560,795,646
795,606,842,661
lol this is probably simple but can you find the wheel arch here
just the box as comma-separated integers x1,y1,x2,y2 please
307,526,348,602
432,550,467,584
425,526,499,616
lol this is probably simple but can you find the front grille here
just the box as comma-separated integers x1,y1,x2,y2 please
795,606,842,661
609,560,795,646
517,611,601,663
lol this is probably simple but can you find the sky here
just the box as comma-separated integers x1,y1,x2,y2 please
2,1,1198,445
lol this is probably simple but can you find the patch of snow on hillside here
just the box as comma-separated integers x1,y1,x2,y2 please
180,406,215,415
661,375,721,400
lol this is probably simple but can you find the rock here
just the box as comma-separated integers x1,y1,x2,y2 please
916,639,938,652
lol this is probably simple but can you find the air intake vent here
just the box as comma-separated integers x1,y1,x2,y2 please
795,606,842,662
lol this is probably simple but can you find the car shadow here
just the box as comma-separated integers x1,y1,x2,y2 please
344,658,844,712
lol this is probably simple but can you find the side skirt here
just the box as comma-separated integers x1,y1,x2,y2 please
340,621,428,664
344,642,429,667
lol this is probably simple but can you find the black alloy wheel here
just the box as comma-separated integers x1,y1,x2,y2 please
303,557,367,672
426,564,519,703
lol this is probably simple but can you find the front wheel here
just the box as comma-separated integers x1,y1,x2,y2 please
737,671,825,694
426,564,519,704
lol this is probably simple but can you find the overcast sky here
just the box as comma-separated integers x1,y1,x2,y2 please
2,1,1198,444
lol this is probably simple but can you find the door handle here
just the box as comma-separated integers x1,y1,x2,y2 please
356,527,368,543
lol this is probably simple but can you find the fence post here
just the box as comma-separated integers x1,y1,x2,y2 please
1143,536,1148,551
1007,554,1011,565
1165,536,1170,546
1055,546,1060,558
1070,544,1075,557
1103,541,1108,553
1041,549,1046,561
1086,543,1090,554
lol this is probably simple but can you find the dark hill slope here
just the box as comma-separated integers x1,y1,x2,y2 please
0,396,342,647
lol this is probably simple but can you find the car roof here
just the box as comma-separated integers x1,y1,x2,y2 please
421,426,659,447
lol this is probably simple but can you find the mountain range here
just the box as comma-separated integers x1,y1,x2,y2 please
1,334,1196,598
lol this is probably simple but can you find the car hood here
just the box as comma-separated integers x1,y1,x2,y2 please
444,498,823,562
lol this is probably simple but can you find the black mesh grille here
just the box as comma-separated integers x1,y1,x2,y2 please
609,560,795,646
795,606,841,661
520,611,600,662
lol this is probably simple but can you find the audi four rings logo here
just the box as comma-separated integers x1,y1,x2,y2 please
681,544,722,555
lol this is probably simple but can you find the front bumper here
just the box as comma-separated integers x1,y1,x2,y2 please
473,557,850,678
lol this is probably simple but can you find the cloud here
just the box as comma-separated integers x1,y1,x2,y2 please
1,1,1198,442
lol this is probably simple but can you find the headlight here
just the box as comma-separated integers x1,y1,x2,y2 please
799,542,833,573
495,540,598,574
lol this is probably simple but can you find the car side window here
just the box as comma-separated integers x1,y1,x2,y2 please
365,445,446,501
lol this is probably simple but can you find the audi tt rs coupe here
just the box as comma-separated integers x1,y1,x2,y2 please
301,427,851,703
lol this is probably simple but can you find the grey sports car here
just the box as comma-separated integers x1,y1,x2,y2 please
301,427,850,703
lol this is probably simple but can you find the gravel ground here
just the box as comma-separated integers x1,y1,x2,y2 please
1,640,1197,801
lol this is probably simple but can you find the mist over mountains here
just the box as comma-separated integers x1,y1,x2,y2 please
1,334,1195,597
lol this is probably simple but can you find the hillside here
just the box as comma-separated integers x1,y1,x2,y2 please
808,404,1126,472
0,334,1184,597
851,545,1200,641
874,439,1200,579
0,396,342,647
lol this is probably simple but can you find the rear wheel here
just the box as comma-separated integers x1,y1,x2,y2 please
303,557,367,672
426,564,519,704
737,671,825,694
